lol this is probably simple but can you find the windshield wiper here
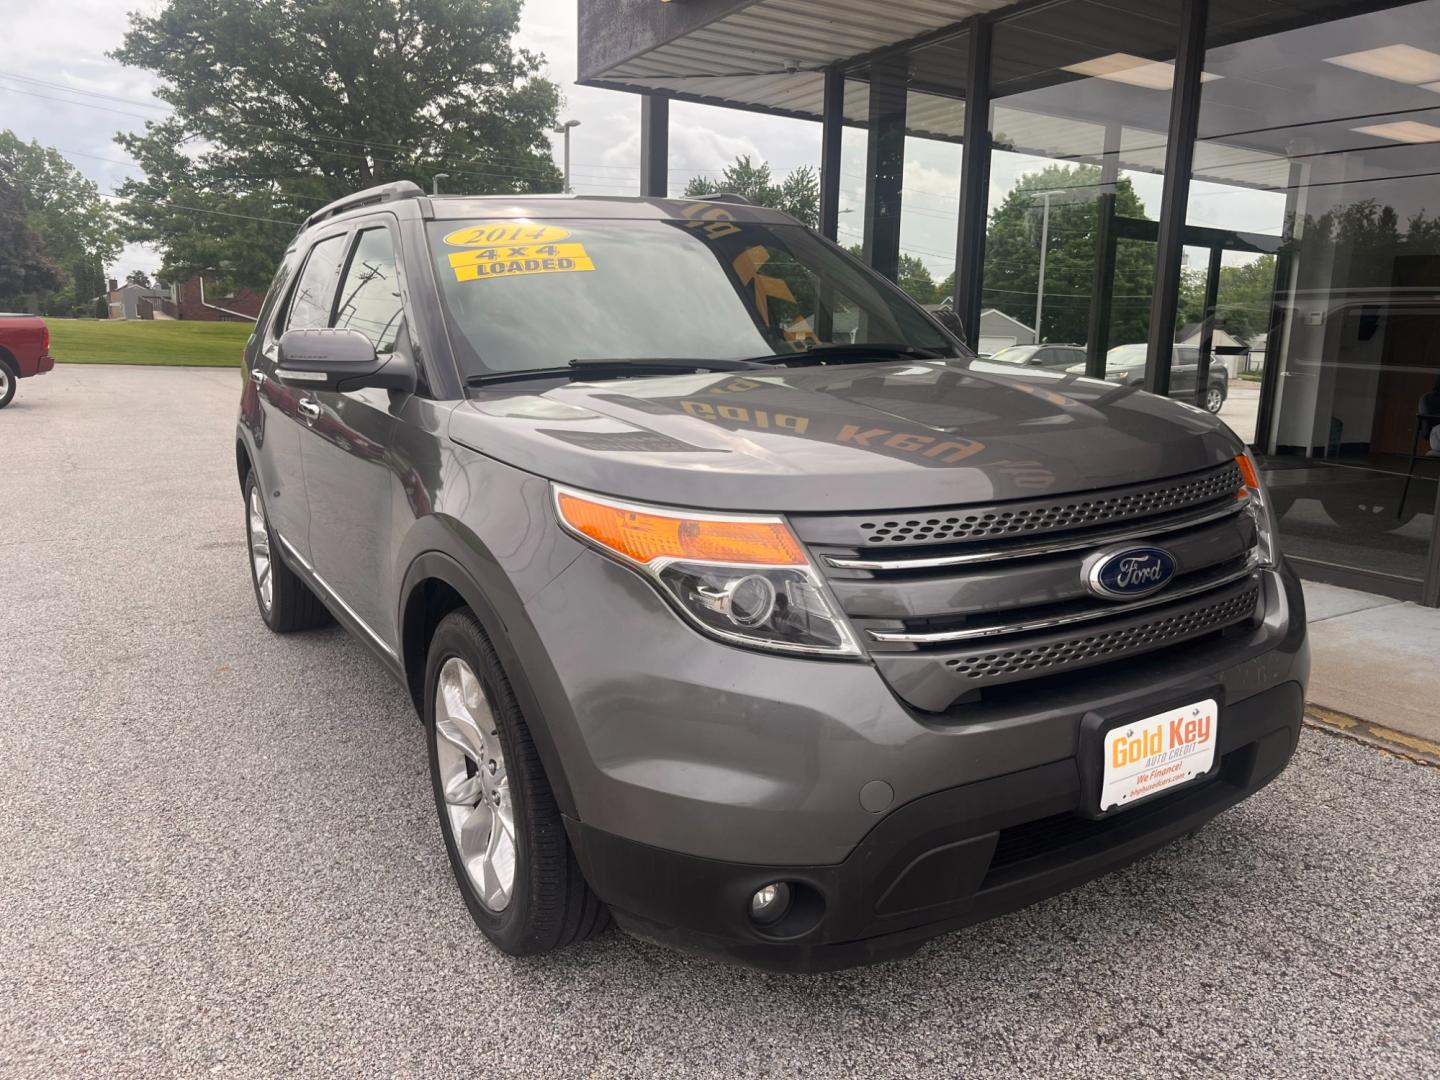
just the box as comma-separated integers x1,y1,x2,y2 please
747,342,949,366
465,356,762,389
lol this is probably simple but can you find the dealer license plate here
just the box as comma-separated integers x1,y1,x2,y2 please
1100,699,1218,813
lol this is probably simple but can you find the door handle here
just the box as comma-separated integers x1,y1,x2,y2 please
250,368,267,386
298,398,322,420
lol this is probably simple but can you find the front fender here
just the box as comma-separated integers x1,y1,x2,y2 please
395,461,585,818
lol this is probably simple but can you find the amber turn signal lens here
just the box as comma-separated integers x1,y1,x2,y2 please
1235,452,1262,493
556,491,807,567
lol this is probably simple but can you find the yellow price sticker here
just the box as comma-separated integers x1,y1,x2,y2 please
443,223,572,247
449,242,595,283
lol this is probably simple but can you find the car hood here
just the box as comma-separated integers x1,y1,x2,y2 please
447,360,1242,512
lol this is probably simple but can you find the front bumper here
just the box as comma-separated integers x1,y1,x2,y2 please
567,680,1303,971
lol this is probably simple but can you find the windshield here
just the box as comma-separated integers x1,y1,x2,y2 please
988,345,1040,365
427,217,954,377
1106,344,1148,367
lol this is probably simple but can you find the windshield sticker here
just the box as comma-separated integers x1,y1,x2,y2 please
448,242,595,283
443,223,572,247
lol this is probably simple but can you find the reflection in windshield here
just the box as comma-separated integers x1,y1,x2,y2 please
429,215,953,378
989,345,1040,365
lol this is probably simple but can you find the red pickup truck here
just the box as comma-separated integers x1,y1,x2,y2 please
0,314,55,408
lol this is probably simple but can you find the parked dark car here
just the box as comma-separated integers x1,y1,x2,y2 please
1069,343,1229,413
236,182,1308,971
0,314,55,408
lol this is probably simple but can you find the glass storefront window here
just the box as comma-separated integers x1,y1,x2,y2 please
981,0,1184,372
1187,0,1440,587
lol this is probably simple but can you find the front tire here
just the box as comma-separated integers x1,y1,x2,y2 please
1205,384,1225,413
424,608,608,956
243,470,331,632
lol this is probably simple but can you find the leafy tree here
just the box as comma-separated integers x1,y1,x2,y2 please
112,0,565,289
125,269,153,288
978,164,1158,347
847,244,940,306
0,174,63,303
0,132,121,315
685,156,820,228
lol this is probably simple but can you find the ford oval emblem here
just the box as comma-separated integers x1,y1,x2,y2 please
1084,545,1177,601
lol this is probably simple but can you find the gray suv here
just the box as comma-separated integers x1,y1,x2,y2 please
236,182,1308,971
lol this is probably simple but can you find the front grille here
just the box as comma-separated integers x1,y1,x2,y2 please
852,461,1243,548
795,461,1265,711
946,585,1261,684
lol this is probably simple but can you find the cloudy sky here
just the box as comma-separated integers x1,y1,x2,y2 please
6,0,1278,282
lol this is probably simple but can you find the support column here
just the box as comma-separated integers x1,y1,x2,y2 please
953,17,993,352
640,93,670,198
1144,0,1208,397
819,65,845,241
1085,122,1123,378
863,58,907,282
1193,243,1224,409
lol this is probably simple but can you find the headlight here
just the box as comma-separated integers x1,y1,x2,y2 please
553,485,861,657
1236,451,1278,567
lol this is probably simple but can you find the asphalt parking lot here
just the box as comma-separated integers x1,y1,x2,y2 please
3,365,1439,1079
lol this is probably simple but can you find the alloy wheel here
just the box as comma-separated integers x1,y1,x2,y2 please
1206,386,1224,413
0,368,10,400
248,486,273,611
434,656,516,912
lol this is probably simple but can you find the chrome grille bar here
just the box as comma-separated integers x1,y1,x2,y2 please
867,556,1262,644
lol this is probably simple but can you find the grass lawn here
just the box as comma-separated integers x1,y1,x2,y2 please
48,319,252,367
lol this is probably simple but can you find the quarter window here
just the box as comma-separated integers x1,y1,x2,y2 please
285,234,348,332
334,228,405,353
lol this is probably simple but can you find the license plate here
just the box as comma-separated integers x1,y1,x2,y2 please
1100,698,1218,813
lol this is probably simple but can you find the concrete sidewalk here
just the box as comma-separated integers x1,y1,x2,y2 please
1303,581,1440,761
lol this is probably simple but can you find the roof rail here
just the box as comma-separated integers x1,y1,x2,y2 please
688,192,752,206
302,180,425,230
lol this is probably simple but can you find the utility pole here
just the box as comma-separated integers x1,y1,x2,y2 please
554,119,580,193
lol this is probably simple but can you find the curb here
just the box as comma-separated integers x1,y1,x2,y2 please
1304,705,1440,768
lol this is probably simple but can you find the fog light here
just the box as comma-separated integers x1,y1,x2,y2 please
750,882,793,926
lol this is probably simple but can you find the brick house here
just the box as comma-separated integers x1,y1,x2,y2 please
162,276,263,322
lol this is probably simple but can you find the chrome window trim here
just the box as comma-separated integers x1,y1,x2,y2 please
866,556,1262,644
826,498,1248,572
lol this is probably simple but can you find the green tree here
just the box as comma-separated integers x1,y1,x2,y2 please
0,174,62,303
846,244,941,306
979,164,1158,347
112,0,565,289
685,156,820,228
125,269,153,288
0,132,121,315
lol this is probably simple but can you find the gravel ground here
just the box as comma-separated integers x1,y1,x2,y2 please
2,365,1438,1079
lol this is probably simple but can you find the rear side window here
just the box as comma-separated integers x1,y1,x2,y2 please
285,234,348,331
334,228,404,353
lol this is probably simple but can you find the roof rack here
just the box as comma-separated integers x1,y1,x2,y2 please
687,192,752,206
302,180,424,230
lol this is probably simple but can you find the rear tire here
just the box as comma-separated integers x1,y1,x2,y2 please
1204,384,1225,413
424,608,608,956
0,357,17,409
243,470,332,632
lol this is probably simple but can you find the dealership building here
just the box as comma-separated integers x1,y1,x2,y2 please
577,0,1440,604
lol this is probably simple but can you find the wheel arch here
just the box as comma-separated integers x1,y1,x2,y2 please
399,549,578,818
236,435,254,492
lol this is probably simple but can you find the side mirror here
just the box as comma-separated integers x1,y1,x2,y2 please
278,328,416,394
931,306,967,342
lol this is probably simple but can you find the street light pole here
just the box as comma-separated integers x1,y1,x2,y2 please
554,119,580,193
431,172,450,196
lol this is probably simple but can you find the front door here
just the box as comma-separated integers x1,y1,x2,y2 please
300,220,409,652
256,231,350,561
